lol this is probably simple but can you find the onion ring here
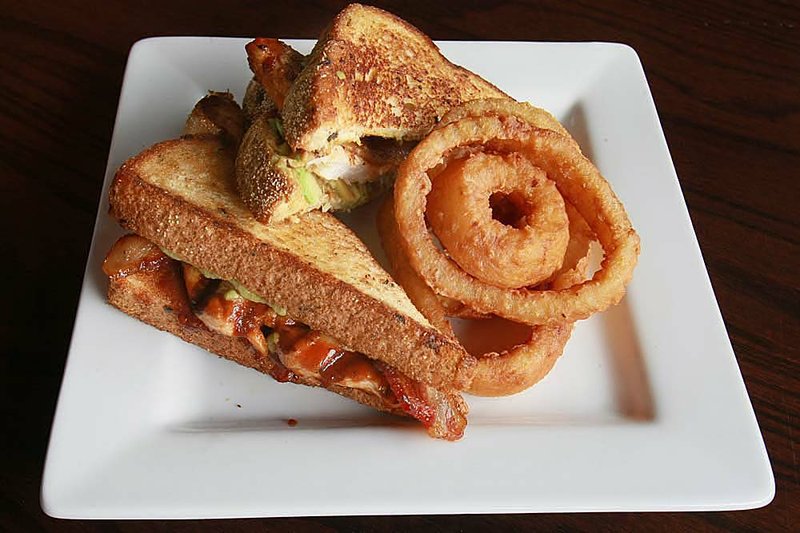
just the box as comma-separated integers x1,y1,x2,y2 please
378,196,594,396
465,322,574,396
393,110,640,325
379,197,489,322
426,151,569,288
543,201,594,290
436,98,577,145
377,198,455,336
465,206,592,396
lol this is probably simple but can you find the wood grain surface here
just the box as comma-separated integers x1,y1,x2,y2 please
1,0,797,530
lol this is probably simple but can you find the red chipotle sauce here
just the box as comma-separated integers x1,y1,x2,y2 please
180,264,300,383
279,329,391,394
320,351,386,388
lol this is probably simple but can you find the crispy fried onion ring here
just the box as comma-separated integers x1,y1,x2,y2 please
466,322,573,397
427,151,569,288
436,98,576,142
378,197,593,396
393,104,640,325
378,197,455,337
465,206,593,396
545,202,594,290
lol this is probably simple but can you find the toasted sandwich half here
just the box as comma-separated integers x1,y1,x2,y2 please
103,94,474,440
237,3,508,223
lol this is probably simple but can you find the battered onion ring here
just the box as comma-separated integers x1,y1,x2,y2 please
394,112,639,325
436,98,577,146
379,197,488,321
439,297,489,320
466,322,574,396
377,198,455,336
465,204,593,396
543,202,594,290
426,151,569,288
378,196,594,396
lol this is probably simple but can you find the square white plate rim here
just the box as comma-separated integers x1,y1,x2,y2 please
41,37,774,518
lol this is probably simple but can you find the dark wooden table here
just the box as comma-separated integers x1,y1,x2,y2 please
2,0,797,530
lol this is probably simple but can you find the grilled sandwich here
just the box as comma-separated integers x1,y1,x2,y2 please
103,94,475,440
237,3,508,223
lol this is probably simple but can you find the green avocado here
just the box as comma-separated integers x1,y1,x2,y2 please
266,331,280,353
227,280,267,304
294,167,323,205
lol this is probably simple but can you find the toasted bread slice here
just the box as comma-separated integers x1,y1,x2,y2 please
282,3,508,153
108,136,474,390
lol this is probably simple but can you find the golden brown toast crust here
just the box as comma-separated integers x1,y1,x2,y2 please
108,136,474,390
235,115,304,223
106,268,411,417
282,3,509,153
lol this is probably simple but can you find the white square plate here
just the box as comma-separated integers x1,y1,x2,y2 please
42,38,773,518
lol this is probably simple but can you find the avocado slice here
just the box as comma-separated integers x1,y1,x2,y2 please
294,167,323,206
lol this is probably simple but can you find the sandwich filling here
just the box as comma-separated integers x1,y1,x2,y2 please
245,41,413,192
103,234,466,440
240,77,413,221
262,117,408,213
303,136,413,184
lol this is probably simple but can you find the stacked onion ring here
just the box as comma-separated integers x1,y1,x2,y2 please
379,99,640,396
